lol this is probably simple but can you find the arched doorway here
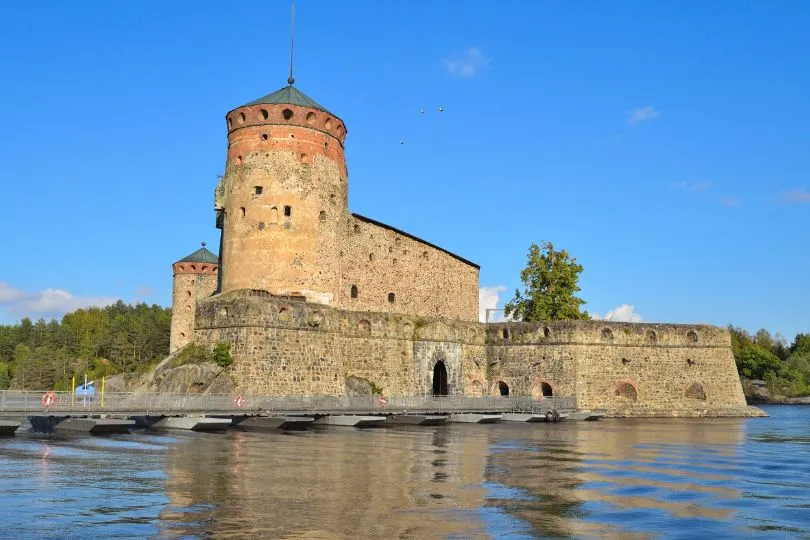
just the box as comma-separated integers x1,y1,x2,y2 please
540,382,553,397
498,381,510,396
432,361,448,396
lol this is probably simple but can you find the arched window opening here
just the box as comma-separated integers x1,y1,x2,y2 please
498,381,510,396
601,328,614,341
615,382,638,401
685,382,707,400
350,285,358,299
502,328,509,340
284,205,292,218
387,292,395,303
687,330,699,343
260,109,268,120
240,207,246,218
540,382,553,397
270,207,278,223
358,319,371,333
432,361,448,396
543,327,551,338
282,108,293,120
319,210,326,222
278,307,290,322
186,290,192,297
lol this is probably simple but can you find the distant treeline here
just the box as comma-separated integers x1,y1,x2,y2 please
730,327,810,398
0,301,171,390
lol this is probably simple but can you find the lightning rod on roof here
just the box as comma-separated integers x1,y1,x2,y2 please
288,0,295,85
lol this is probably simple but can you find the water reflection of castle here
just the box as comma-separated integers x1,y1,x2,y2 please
158,421,745,538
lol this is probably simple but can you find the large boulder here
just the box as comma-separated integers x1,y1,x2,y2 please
135,345,234,394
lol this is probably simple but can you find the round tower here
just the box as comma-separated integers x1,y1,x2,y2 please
217,84,348,305
170,243,219,352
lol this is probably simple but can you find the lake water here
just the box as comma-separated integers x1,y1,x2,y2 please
0,406,808,539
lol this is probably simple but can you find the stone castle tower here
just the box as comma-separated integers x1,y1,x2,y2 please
214,85,348,305
170,244,218,352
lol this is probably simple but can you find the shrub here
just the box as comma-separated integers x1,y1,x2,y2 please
213,343,233,368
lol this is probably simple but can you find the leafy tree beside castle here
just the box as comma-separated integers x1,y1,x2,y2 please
504,241,589,321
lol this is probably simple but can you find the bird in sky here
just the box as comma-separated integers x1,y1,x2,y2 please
438,106,444,112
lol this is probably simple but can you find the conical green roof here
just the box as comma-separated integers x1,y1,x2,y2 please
176,245,218,265
240,85,334,116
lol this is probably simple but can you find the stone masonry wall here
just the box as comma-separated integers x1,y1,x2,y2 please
486,321,747,415
339,215,479,322
193,292,748,415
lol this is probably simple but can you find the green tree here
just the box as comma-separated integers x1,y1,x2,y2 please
11,343,31,388
738,345,782,380
0,362,11,390
792,333,810,357
504,241,589,321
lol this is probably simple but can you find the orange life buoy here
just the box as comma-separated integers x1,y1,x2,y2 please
233,394,245,408
41,391,56,407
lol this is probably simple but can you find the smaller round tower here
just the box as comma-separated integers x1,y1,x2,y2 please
170,243,219,352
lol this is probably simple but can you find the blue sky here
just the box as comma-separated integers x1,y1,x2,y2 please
0,1,807,339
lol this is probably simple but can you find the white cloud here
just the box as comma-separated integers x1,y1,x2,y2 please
784,188,810,204
479,285,507,323
593,304,643,323
672,181,712,192
444,47,491,78
0,282,117,321
628,106,661,125
134,286,154,299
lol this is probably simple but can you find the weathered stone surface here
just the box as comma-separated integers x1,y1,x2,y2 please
338,215,479,321
136,347,231,394
192,291,752,416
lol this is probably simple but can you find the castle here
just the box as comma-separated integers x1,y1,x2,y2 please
169,81,757,417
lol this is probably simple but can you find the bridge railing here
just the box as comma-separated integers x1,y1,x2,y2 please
0,391,576,415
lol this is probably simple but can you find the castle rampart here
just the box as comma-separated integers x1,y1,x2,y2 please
193,291,751,416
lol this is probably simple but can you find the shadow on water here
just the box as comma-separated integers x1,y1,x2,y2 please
1,407,810,538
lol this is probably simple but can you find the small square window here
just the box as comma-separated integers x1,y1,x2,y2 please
254,186,263,195
284,205,292,217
